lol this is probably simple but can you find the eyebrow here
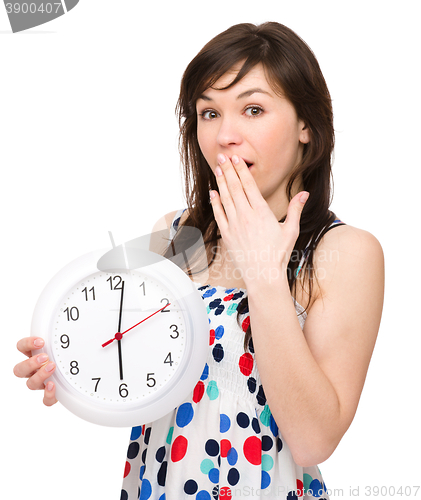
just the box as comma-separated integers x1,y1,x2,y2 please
198,87,273,102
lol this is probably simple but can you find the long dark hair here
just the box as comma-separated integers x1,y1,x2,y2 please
165,22,337,350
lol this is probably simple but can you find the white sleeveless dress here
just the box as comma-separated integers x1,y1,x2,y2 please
120,209,337,500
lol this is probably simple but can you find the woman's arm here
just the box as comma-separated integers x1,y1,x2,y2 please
247,224,384,467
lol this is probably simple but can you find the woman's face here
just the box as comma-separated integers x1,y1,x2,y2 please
196,64,310,216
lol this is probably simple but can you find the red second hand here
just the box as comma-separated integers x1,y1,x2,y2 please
101,302,171,348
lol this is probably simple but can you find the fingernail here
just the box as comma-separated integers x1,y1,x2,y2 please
46,382,54,392
37,354,48,364
209,190,216,200
300,192,310,204
217,153,226,164
34,338,44,348
215,166,223,177
45,362,55,372
232,155,240,165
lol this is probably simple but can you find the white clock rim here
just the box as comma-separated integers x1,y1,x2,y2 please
31,249,209,427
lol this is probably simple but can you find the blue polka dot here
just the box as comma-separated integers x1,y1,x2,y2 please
309,479,323,497
130,426,142,440
158,495,166,500
208,468,220,484
203,288,217,298
215,325,224,340
139,479,152,500
220,414,231,433
176,402,194,428
261,471,271,489
227,447,238,466
200,364,209,380
269,415,278,437
139,465,145,480
196,491,211,500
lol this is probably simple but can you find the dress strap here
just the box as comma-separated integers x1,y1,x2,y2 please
168,208,187,242
295,219,345,278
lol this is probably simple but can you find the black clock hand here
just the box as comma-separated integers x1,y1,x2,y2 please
117,281,125,380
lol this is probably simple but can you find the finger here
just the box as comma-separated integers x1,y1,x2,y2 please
214,156,236,220
231,155,264,210
209,189,229,237
43,381,58,407
13,352,50,379
282,191,310,240
16,337,45,358
217,154,249,212
26,362,56,391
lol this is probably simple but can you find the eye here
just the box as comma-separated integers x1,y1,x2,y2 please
199,109,219,120
244,106,263,117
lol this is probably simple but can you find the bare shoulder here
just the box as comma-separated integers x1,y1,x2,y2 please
295,224,384,310
314,224,384,290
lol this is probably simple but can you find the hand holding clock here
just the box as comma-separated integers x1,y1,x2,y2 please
14,336,58,407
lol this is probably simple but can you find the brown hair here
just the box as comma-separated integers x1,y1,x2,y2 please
165,22,337,350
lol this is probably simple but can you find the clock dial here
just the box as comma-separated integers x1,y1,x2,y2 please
32,249,209,427
50,269,188,407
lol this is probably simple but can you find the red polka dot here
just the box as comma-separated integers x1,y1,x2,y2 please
171,435,188,462
239,353,253,376
241,316,250,332
123,461,131,478
224,294,234,301
193,381,205,403
219,487,232,498
220,439,232,458
209,329,215,345
243,436,261,465
297,479,304,497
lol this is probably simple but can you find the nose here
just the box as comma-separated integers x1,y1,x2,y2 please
216,116,243,148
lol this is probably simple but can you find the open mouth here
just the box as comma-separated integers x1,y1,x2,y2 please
245,161,253,168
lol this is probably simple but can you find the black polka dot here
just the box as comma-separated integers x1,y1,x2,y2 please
236,412,250,428
212,343,224,362
277,437,283,452
256,385,266,406
262,435,273,451
248,337,254,353
227,468,240,486
247,377,256,393
184,479,198,494
120,489,128,500
155,446,166,463
144,427,151,445
127,442,139,460
252,417,261,434
205,439,220,456
157,461,167,487
212,485,219,499
287,491,298,500
141,448,147,464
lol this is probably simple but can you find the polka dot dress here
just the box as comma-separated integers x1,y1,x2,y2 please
121,209,330,500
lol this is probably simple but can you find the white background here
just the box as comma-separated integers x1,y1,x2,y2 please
2,1,420,499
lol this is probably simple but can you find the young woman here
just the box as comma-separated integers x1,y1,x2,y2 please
14,22,384,499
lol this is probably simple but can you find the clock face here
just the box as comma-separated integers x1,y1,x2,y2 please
32,250,209,427
49,269,188,407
